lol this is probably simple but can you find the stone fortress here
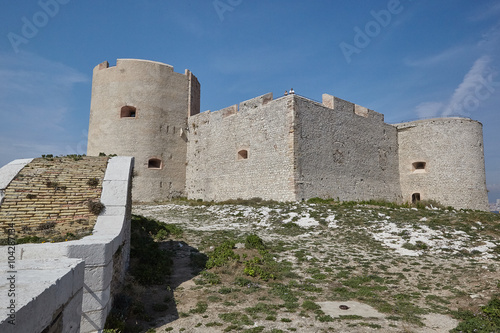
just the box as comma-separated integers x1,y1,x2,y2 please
87,59,489,211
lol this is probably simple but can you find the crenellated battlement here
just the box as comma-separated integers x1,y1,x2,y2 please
322,94,384,121
195,92,386,125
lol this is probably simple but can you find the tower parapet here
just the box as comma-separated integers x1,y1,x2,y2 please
322,94,384,121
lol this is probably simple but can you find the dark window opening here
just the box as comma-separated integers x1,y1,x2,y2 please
238,150,248,160
412,161,426,172
148,158,162,169
412,193,421,203
121,106,137,118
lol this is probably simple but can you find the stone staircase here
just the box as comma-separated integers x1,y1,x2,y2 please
0,156,109,240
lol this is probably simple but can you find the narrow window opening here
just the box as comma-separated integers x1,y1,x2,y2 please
412,193,421,204
412,161,426,173
238,150,248,160
148,158,162,169
121,106,137,118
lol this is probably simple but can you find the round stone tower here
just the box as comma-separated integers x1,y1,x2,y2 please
87,59,200,202
396,117,488,211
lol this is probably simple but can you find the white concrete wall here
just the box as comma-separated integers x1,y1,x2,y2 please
0,258,84,333
0,156,134,333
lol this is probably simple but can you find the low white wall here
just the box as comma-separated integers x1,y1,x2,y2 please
0,258,85,333
0,156,134,333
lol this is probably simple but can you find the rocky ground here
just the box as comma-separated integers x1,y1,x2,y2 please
112,200,500,333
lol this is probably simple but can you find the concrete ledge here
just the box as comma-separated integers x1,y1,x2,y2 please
101,180,130,206
0,258,84,333
103,156,134,181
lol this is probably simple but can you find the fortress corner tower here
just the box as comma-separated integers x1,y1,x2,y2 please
87,59,200,202
396,118,489,211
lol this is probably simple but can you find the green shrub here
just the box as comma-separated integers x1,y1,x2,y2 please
307,197,334,204
194,271,221,285
451,297,500,332
189,301,208,314
302,300,321,311
245,234,265,250
206,240,240,269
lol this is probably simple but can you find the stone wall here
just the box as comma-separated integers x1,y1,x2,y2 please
87,59,200,202
294,94,402,202
396,118,489,210
186,93,403,203
186,93,297,202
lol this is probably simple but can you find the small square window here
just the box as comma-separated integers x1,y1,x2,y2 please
237,150,248,160
148,158,162,169
121,106,137,118
412,162,426,173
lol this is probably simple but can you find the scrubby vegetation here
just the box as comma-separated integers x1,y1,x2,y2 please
103,200,500,332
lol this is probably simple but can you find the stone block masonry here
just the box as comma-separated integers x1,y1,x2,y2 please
187,93,402,203
0,156,109,240
87,59,200,202
396,118,489,211
295,94,402,202
187,93,297,202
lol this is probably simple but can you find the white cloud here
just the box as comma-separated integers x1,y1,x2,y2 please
414,101,444,119
442,55,493,116
412,55,498,118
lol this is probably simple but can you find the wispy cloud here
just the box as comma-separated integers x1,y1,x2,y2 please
0,52,88,166
468,2,500,22
442,56,493,116
414,55,498,118
403,46,468,68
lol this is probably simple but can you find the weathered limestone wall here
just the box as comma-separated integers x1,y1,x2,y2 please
396,118,489,211
186,93,297,202
295,94,402,202
87,59,200,202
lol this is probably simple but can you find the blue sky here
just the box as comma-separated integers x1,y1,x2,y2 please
0,0,499,202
